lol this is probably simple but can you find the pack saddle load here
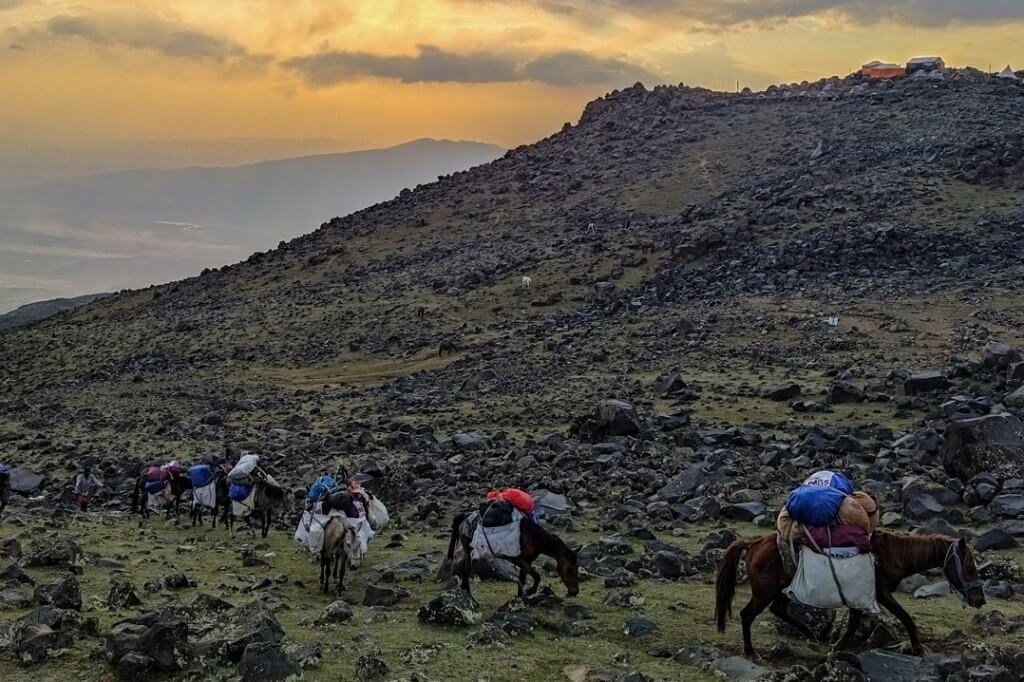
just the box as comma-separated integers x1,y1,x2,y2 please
776,470,881,612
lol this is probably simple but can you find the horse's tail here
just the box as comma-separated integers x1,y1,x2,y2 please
715,538,756,633
447,512,468,560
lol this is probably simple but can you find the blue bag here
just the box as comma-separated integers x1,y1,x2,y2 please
189,464,214,488
229,483,253,502
786,485,847,526
308,475,336,502
144,479,166,495
801,470,853,495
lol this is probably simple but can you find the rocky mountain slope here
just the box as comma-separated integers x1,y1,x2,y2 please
2,72,1024,681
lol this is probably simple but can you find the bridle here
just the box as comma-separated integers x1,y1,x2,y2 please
944,541,983,603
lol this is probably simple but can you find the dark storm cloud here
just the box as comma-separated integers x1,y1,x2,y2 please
468,0,1024,28
41,13,265,63
521,50,656,85
282,45,655,86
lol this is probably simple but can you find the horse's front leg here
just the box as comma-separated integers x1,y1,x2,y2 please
877,589,924,656
337,555,347,594
833,608,864,650
769,594,820,642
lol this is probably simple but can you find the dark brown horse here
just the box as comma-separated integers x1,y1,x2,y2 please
190,468,231,528
227,478,291,537
131,470,193,520
447,511,580,599
715,532,985,657
438,340,459,357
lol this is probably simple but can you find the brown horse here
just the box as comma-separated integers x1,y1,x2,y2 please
228,478,291,537
131,470,193,521
319,517,362,594
438,340,459,357
715,532,985,657
447,511,580,599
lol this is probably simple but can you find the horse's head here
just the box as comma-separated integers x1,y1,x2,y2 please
558,545,580,598
944,537,985,608
342,522,363,568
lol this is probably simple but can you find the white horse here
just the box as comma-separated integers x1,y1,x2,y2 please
521,276,533,290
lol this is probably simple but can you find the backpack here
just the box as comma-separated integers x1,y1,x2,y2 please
229,483,253,502
146,466,166,482
308,475,336,503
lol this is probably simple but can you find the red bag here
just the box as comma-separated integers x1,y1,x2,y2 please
486,488,534,515
146,466,167,482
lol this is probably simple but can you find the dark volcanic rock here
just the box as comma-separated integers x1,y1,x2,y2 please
239,641,299,682
417,588,481,626
570,399,641,441
904,371,948,395
990,495,1024,518
24,537,84,571
830,381,865,404
763,383,801,401
942,414,1024,480
33,575,81,610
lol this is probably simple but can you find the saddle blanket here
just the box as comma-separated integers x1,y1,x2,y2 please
231,473,279,518
147,484,175,512
294,508,374,558
192,482,217,510
470,509,523,560
784,545,880,613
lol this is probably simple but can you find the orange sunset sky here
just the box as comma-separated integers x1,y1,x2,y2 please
2,1,1024,150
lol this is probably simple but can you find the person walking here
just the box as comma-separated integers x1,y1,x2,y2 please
73,465,103,511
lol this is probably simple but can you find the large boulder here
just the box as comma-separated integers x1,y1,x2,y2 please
8,467,45,495
33,575,82,611
14,623,73,666
23,537,84,572
657,466,707,503
904,371,948,396
570,400,641,442
941,414,1024,480
196,601,285,663
990,495,1024,518
982,340,1022,370
829,381,865,404
417,588,481,626
105,616,191,673
238,642,298,682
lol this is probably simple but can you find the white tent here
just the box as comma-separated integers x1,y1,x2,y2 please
997,65,1019,80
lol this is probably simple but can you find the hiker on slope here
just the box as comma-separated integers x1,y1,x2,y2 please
73,465,104,511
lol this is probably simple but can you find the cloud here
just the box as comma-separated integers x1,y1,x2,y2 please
653,42,781,91
475,0,1024,29
283,44,655,86
30,12,267,64
521,50,655,85
282,45,518,85
0,0,23,10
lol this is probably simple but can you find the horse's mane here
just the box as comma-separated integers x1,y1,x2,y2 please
261,481,286,500
872,530,963,564
531,520,574,557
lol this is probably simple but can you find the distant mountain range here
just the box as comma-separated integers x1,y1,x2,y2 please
0,139,504,313
0,293,111,331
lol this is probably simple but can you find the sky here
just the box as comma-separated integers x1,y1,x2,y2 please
2,1,1024,151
